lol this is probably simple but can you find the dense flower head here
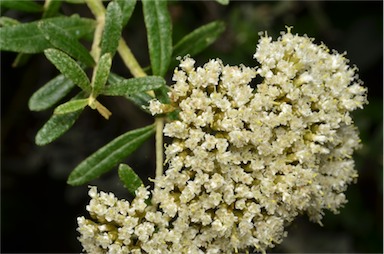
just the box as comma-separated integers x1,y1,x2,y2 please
78,28,367,253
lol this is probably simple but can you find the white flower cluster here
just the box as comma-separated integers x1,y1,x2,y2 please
77,29,367,253
77,186,157,253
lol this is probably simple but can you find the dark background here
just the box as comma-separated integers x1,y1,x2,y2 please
1,1,382,253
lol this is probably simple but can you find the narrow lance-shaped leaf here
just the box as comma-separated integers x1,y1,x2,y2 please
127,93,153,112
54,98,88,114
100,1,123,57
173,21,225,59
154,85,170,104
29,74,75,111
67,124,155,186
36,111,82,146
42,0,62,18
118,163,143,195
92,53,112,96
103,76,165,96
116,0,136,28
0,0,43,12
2,18,31,67
108,73,154,111
39,21,95,67
44,48,91,93
142,0,172,76
0,17,20,27
35,92,86,146
0,16,95,53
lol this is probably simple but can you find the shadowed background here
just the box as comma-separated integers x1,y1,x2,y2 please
1,1,382,253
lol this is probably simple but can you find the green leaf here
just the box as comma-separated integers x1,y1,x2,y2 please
215,0,229,5
173,21,225,59
118,163,143,195
35,93,86,146
0,17,20,27
142,0,172,76
29,74,75,111
42,0,62,18
103,76,165,96
67,124,155,186
36,111,82,146
126,93,154,112
108,73,154,110
38,21,95,67
154,85,170,104
0,0,43,12
54,99,88,114
0,15,95,53
100,1,123,57
92,53,112,96
44,48,91,92
116,0,136,28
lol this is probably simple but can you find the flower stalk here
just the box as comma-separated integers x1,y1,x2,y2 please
85,0,105,62
86,0,164,183
155,117,164,181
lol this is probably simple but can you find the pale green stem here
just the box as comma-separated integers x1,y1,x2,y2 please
155,117,164,181
85,0,105,18
90,16,105,62
117,31,162,181
118,40,163,179
86,0,164,181
117,39,147,78
43,0,52,11
84,0,109,119
85,0,105,62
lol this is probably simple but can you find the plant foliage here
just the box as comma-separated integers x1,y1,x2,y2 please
1,0,226,189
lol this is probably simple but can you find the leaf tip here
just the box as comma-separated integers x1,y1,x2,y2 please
66,176,79,186
35,133,48,146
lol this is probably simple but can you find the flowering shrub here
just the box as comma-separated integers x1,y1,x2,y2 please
77,28,367,253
